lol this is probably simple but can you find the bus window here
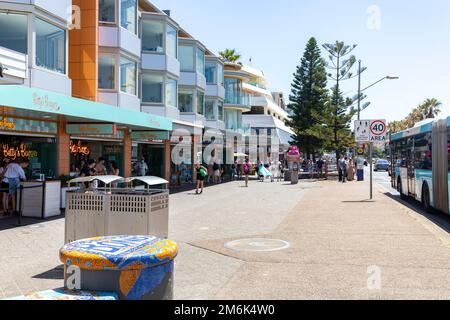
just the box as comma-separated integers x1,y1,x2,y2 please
414,133,432,170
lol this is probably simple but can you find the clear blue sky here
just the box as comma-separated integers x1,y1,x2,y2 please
151,0,450,122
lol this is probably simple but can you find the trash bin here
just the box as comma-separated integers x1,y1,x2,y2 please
65,176,169,243
291,164,299,185
59,235,178,300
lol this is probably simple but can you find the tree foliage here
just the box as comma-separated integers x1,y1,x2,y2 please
287,37,328,158
388,98,442,133
219,49,242,65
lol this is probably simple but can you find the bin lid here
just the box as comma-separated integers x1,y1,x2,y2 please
120,176,169,186
59,236,178,271
68,175,123,185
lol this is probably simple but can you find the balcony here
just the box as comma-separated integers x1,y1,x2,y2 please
0,46,27,84
141,53,180,78
224,92,252,110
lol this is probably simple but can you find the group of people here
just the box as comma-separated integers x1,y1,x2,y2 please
300,158,329,179
338,156,356,183
0,158,29,216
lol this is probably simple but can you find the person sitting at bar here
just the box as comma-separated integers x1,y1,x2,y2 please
3,160,28,215
80,159,96,189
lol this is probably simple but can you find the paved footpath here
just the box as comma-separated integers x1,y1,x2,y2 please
2,178,450,299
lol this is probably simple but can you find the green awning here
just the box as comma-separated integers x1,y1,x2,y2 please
0,85,172,131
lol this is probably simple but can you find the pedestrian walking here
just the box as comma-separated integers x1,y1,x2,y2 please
316,158,324,178
213,161,220,184
244,158,250,187
339,156,348,183
0,158,10,215
347,159,355,182
3,160,29,215
231,161,237,181
195,164,207,194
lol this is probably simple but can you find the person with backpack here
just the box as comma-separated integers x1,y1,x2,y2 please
196,164,207,194
243,158,250,187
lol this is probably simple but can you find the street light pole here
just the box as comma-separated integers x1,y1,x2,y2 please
357,60,362,121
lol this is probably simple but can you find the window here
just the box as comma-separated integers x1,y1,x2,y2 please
142,74,163,103
166,24,177,58
99,0,115,23
196,48,205,75
197,91,205,115
218,101,224,121
166,78,177,108
414,133,432,170
217,63,224,86
179,45,194,71
205,100,215,120
120,56,136,95
225,109,242,130
0,12,27,54
99,54,115,89
141,20,163,52
121,0,137,34
35,18,66,74
179,90,194,112
205,61,216,84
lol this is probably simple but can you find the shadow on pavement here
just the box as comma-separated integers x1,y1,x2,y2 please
0,214,65,232
342,200,376,203
384,192,450,234
32,265,65,280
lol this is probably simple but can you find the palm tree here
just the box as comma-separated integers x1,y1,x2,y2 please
219,49,242,65
418,98,442,119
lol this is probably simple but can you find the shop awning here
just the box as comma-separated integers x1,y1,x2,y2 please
0,85,172,131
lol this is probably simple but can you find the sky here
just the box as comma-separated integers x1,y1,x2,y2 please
151,0,450,122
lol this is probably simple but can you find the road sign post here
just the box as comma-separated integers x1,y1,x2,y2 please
354,119,387,200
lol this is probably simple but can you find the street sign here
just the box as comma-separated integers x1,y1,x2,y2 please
355,120,370,142
355,119,387,143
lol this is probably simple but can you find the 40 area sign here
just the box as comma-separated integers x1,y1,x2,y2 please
355,119,387,143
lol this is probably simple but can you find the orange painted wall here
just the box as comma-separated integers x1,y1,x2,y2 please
58,121,70,176
123,130,132,177
69,0,98,102
165,140,171,181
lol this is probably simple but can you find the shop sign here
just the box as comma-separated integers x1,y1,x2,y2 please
131,131,169,141
103,145,122,155
70,140,90,156
32,93,61,112
3,144,38,160
0,118,16,130
67,124,117,135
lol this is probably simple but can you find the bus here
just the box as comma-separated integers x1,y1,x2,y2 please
389,117,449,214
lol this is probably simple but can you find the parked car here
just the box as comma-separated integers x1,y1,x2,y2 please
374,159,390,172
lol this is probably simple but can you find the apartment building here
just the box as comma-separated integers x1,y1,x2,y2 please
0,0,172,185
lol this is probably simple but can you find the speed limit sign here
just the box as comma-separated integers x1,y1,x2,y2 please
369,119,387,142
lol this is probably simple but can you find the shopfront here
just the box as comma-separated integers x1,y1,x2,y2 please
0,116,58,179
68,126,126,177
131,131,169,178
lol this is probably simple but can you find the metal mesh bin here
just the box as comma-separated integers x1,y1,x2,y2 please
65,176,169,244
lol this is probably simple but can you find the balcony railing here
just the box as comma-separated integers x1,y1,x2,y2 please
224,92,251,107
0,46,27,81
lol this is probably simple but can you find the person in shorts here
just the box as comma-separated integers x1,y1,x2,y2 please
1,158,10,215
4,160,28,215
195,164,207,194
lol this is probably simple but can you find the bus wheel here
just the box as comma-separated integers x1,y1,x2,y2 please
398,179,408,200
422,184,433,214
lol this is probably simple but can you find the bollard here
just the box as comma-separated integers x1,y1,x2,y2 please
59,235,178,300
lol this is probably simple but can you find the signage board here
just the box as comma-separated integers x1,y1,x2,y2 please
355,119,387,143
67,123,117,135
131,131,169,141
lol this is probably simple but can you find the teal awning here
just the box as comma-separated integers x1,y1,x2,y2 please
0,85,172,131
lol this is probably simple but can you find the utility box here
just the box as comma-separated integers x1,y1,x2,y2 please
64,176,169,244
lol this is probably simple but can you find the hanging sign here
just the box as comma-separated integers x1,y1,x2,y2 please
66,123,117,135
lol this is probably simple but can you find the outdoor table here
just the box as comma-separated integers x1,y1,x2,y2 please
59,235,178,300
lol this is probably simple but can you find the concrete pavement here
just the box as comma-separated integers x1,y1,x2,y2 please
1,177,450,299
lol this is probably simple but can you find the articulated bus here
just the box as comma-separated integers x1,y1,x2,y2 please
389,117,450,214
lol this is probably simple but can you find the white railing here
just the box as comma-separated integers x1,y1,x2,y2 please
0,46,27,81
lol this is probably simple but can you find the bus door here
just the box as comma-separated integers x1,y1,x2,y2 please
407,138,416,197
